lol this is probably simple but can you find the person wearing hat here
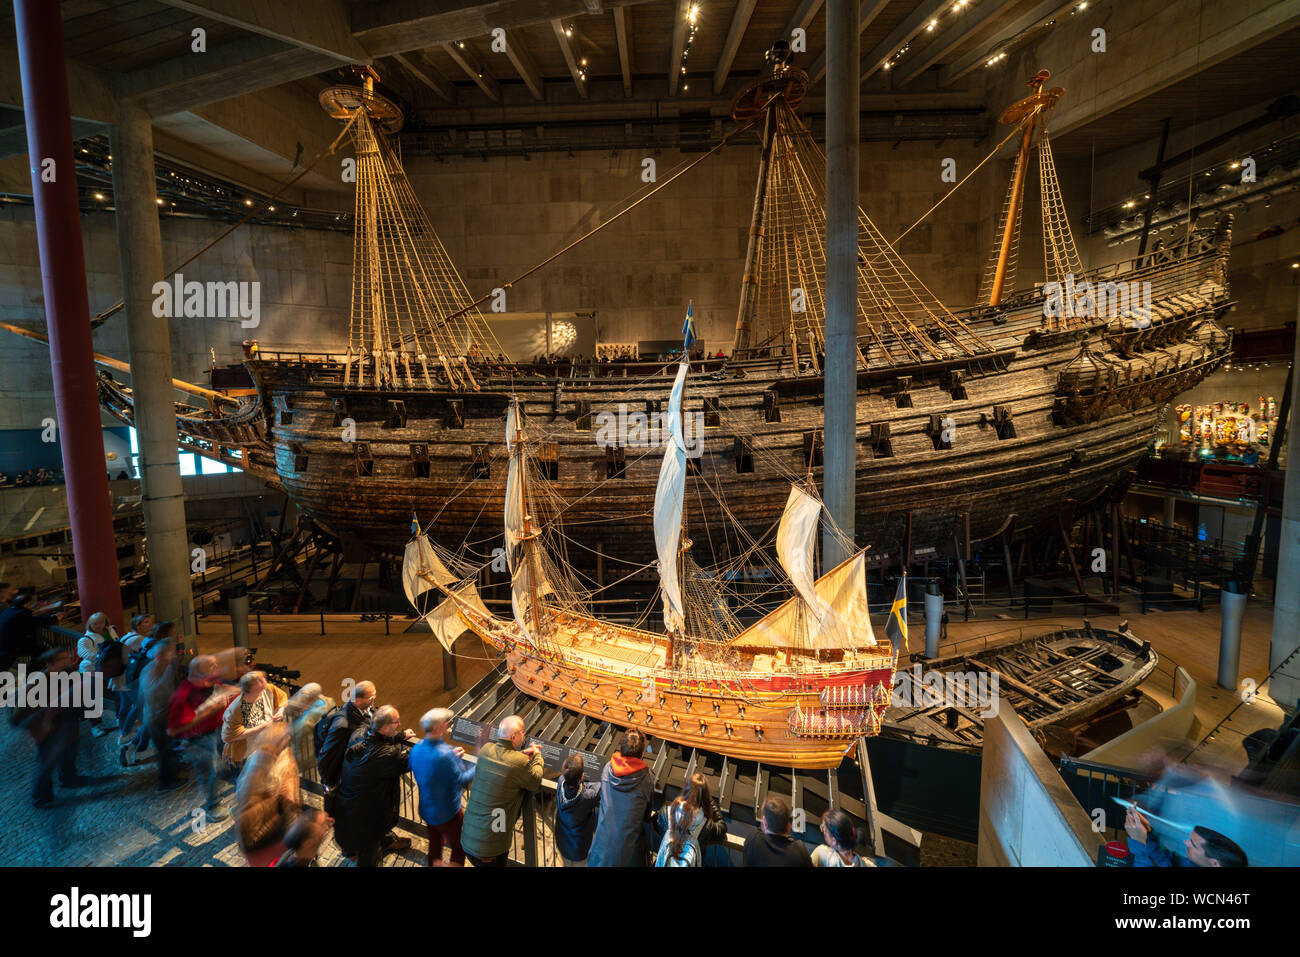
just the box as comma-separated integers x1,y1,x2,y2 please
409,706,476,866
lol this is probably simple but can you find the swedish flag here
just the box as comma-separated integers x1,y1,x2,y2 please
884,574,908,651
681,299,696,349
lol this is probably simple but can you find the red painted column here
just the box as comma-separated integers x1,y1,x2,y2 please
15,0,123,629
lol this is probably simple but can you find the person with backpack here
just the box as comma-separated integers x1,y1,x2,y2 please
315,679,376,809
654,797,702,867
77,611,120,737
652,771,727,867
114,613,154,764
587,730,655,867
332,705,417,866
554,753,600,866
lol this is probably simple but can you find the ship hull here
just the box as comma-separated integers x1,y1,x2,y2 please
253,305,1226,566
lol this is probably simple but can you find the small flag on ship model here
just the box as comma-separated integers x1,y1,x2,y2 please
681,299,695,350
885,574,908,651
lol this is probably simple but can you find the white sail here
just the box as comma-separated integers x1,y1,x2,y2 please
653,361,689,633
776,484,827,628
403,533,456,606
730,550,877,651
423,580,494,653
504,404,525,571
503,400,552,642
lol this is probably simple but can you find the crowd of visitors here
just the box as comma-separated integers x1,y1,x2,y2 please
9,588,1252,869
0,466,63,488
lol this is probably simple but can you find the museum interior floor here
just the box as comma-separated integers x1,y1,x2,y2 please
179,599,1283,776
0,600,1278,867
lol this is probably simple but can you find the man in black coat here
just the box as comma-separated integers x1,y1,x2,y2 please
332,705,417,866
317,680,376,805
0,592,62,671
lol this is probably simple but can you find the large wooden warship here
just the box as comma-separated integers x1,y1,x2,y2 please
91,51,1234,575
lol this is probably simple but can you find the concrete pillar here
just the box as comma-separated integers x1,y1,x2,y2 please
1269,294,1300,708
109,103,196,637
14,0,123,630
223,583,249,649
1162,495,1176,529
924,581,944,659
821,0,859,567
1218,581,1245,691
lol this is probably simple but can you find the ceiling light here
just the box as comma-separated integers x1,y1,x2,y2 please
927,19,937,31
244,199,253,206
93,192,105,200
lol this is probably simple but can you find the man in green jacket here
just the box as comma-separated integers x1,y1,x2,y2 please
461,714,544,866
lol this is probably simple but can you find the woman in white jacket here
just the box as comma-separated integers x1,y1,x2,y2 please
76,611,118,736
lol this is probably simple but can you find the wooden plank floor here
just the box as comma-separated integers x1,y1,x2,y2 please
192,615,501,731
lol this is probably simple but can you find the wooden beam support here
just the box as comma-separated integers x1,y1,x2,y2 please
713,0,758,95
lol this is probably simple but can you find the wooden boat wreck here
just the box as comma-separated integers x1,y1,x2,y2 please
86,51,1233,573
882,623,1159,752
403,360,895,770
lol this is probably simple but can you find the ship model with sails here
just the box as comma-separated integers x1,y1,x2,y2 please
402,357,896,769
90,49,1235,575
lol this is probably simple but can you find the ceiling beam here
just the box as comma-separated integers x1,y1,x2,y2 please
713,0,758,95
613,7,633,97
805,0,890,85
503,29,545,100
352,1,650,59
783,0,826,38
153,0,369,63
893,0,1014,88
116,34,334,118
392,52,456,102
861,0,951,83
551,20,590,99
668,0,691,96
939,0,1074,87
442,41,502,102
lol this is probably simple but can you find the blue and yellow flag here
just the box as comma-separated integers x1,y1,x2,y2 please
884,574,908,651
682,299,696,349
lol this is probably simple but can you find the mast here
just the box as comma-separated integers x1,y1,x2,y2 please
988,70,1063,307
732,105,776,355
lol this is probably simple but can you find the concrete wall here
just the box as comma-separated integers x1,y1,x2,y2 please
978,702,1104,866
0,206,353,429
404,140,988,352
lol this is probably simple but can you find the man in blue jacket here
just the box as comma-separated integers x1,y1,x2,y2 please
410,707,475,866
1124,807,1248,867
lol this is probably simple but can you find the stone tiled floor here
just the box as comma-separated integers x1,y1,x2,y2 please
0,711,428,867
